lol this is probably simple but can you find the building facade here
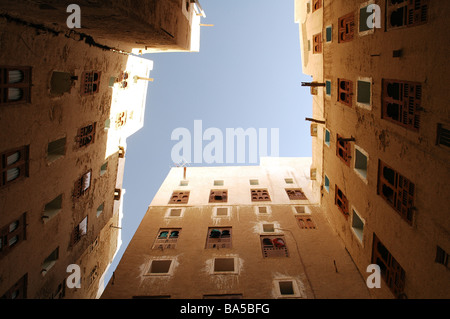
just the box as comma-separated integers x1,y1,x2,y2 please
0,0,202,299
296,0,450,298
102,158,371,299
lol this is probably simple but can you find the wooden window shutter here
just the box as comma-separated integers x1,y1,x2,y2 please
77,123,97,147
0,66,32,105
312,0,322,12
382,79,421,131
169,191,190,204
338,13,355,43
285,188,307,200
337,79,353,107
336,134,351,166
377,160,415,225
335,185,349,218
81,71,101,95
313,33,322,54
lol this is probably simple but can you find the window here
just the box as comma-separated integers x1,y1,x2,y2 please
351,209,364,243
359,4,376,34
50,71,73,95
73,170,92,198
261,235,289,258
114,188,122,201
435,246,449,268
169,191,190,204
214,180,224,186
115,111,127,129
47,137,66,162
310,123,318,136
96,203,104,217
76,123,96,147
325,26,332,42
1,146,29,188
279,281,294,295
100,162,108,176
381,79,422,131
262,223,275,233
213,258,237,274
338,12,355,43
42,195,63,222
0,66,32,105
41,247,59,276
377,160,415,225
251,189,271,201
337,79,353,107
310,168,317,180
274,279,302,298
214,207,229,217
286,188,307,200
167,208,183,217
336,134,351,166
293,206,306,214
1,274,27,299
354,146,368,180
152,229,181,250
209,190,228,203
357,79,372,109
118,146,125,158
147,260,173,275
312,0,322,12
256,206,270,215
284,178,294,184
324,175,330,192
81,71,101,95
313,33,322,54
436,123,450,147
206,227,232,249
335,185,349,219
249,179,259,185
387,0,428,30
296,216,316,229
325,80,331,96
0,213,26,259
372,234,405,297
179,180,189,186
324,128,331,146
72,216,88,245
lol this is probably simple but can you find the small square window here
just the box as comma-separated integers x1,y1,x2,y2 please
324,129,331,146
47,137,66,162
148,260,172,275
215,207,229,217
73,170,92,198
96,203,104,217
324,175,330,192
359,4,375,34
357,80,372,108
354,147,368,180
249,179,259,185
351,209,364,243
284,178,294,184
294,206,306,214
72,216,87,245
213,258,236,273
325,80,331,96
100,162,108,176
435,246,449,268
179,180,189,186
168,208,183,217
279,281,294,295
258,206,268,214
262,224,275,233
42,247,59,276
310,168,317,180
214,180,224,186
43,194,63,222
325,26,332,42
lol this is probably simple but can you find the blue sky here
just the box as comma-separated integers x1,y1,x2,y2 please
103,0,312,289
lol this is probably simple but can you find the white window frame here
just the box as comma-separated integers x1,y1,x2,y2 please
254,206,271,215
356,77,373,110
351,207,365,245
353,145,369,183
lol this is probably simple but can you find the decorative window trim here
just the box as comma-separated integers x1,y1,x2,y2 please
168,191,190,204
260,235,289,258
76,123,96,148
436,123,450,148
337,78,353,107
338,12,355,43
312,33,323,54
386,0,429,31
381,79,422,131
206,227,232,249
73,170,92,199
335,184,349,219
251,189,271,202
295,216,316,230
0,145,29,189
152,228,181,250
312,0,322,12
377,160,415,225
0,213,26,259
285,188,307,200
0,66,32,105
72,216,88,245
209,189,228,203
336,134,351,167
81,71,101,96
